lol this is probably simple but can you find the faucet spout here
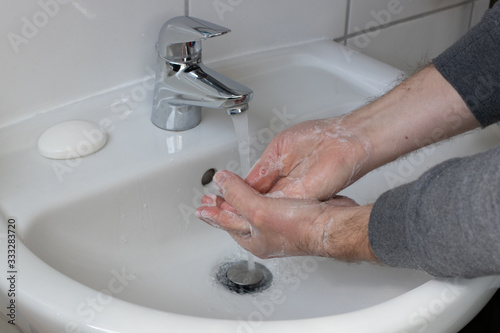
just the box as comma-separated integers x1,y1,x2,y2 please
227,104,249,115
151,16,253,131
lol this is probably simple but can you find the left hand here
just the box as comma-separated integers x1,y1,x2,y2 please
195,170,378,262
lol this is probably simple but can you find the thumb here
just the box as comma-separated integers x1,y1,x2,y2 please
215,170,264,219
245,148,283,194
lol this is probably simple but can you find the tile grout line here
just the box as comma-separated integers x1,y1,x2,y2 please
343,0,352,46
468,1,475,30
335,0,477,42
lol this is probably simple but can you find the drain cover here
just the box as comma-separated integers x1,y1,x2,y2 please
217,260,273,294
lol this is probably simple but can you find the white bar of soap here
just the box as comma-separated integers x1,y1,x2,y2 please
38,120,107,159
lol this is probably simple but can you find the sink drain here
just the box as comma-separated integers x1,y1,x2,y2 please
217,260,273,294
201,168,217,186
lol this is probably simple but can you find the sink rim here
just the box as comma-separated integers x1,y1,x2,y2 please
4,232,498,332
0,40,499,332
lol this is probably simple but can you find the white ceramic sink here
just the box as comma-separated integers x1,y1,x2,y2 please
1,41,499,333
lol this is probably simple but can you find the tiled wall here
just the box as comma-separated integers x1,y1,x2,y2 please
0,0,185,127
341,0,490,73
187,0,347,62
0,0,490,128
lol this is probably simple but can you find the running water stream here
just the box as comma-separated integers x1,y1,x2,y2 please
230,112,256,271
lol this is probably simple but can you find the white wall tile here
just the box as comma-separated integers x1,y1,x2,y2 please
348,0,469,34
0,0,184,127
189,0,347,62
3,0,482,127
346,3,472,73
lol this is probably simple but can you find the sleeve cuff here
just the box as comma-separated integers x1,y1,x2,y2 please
368,182,422,271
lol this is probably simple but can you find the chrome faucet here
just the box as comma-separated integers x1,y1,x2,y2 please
152,16,253,131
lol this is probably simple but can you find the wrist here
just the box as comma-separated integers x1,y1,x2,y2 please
315,203,377,262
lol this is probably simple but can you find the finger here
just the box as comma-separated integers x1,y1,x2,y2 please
266,177,307,198
195,206,250,234
220,201,237,213
245,144,283,194
265,170,321,199
200,193,221,206
214,170,265,221
200,194,238,213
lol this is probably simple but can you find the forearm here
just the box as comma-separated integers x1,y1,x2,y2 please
344,64,479,175
369,144,500,278
316,64,478,263
347,3,500,174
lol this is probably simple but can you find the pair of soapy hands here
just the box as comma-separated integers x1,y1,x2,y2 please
194,64,479,264
195,116,377,262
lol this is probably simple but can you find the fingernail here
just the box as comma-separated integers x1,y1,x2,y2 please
214,171,227,193
214,171,226,183
200,194,215,207
196,209,219,228
204,193,217,207
196,209,213,222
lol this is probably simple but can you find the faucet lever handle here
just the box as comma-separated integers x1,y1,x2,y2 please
159,16,230,46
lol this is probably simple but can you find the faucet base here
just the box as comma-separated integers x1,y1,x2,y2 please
151,103,201,131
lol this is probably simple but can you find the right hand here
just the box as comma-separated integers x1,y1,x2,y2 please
246,116,372,200
196,170,377,261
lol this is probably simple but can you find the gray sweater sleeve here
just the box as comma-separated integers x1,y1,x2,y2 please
369,145,500,278
368,4,500,278
433,3,500,127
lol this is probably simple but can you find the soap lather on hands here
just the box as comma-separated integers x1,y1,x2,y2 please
195,116,378,262
197,2,500,278
195,63,480,265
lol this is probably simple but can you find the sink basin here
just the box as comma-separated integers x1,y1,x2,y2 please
1,41,499,332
